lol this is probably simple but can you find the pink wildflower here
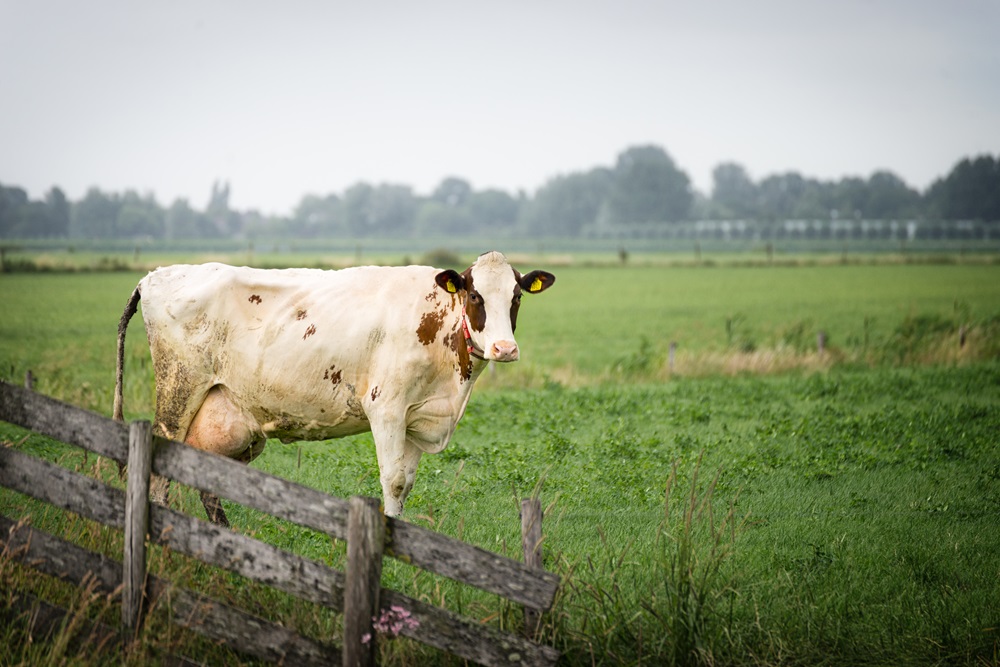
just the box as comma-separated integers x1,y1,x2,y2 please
369,605,420,640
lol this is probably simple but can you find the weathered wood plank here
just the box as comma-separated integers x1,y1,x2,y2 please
148,502,346,611
151,434,350,538
158,582,341,667
123,420,153,636
0,380,128,463
0,448,347,611
0,514,123,593
0,516,338,667
343,496,384,667
2,510,558,667
152,433,559,611
0,447,126,529
520,498,544,637
386,517,560,611
380,589,561,667
2,386,562,643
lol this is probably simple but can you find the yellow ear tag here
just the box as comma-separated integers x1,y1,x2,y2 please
530,277,544,292
446,280,457,293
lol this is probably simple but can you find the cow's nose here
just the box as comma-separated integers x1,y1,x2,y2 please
491,340,519,362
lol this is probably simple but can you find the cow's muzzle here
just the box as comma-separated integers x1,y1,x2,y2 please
491,340,519,362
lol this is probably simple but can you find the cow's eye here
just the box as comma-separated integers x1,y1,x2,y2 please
513,294,522,304
469,291,482,304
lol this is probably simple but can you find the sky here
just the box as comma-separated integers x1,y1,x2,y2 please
2,0,998,216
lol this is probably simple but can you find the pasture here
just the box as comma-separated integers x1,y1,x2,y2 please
2,259,1000,665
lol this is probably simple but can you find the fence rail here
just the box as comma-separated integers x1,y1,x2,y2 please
0,380,560,666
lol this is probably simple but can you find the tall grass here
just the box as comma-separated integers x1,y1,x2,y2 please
550,458,744,666
649,461,742,666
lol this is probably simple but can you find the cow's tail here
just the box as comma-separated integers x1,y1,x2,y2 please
113,285,142,422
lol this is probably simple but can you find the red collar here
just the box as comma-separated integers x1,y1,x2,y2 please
462,307,488,361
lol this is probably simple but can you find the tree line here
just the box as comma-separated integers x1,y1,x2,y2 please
2,146,998,240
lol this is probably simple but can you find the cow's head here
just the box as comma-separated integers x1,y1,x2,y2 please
435,251,555,362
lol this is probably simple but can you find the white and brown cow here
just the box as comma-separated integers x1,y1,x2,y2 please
113,250,554,525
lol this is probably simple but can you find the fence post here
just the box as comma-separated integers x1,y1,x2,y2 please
343,496,384,667
123,420,153,641
520,497,543,638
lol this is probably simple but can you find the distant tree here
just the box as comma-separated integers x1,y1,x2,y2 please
925,155,1000,221
368,184,417,235
431,177,473,207
415,200,470,236
520,167,614,236
71,187,121,238
206,180,230,219
710,165,923,223
417,177,475,235
756,173,809,221
203,180,243,236
468,188,519,232
789,177,833,220
865,171,921,219
607,145,692,224
0,185,70,238
291,194,343,237
342,182,374,236
342,182,416,236
16,201,49,237
711,162,758,219
44,187,71,237
0,184,30,237
420,179,520,235
521,167,612,236
830,177,868,220
116,190,164,238
166,198,211,239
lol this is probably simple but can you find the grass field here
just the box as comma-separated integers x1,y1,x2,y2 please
2,259,1000,665
2,260,999,403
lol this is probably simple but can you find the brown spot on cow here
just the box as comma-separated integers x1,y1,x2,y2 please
323,365,342,386
249,294,262,304
296,309,308,320
445,330,473,382
462,269,487,332
510,280,523,332
303,324,317,340
370,386,381,401
416,309,445,345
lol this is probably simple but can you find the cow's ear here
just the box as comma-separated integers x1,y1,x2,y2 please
435,270,465,294
519,270,555,294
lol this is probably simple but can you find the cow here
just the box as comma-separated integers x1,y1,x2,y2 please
113,250,555,526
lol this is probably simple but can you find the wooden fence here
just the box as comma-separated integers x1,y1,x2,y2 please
0,380,560,666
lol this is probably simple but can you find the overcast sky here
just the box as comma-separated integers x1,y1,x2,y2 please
2,0,998,215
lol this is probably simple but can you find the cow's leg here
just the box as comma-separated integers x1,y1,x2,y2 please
371,419,423,516
184,385,263,527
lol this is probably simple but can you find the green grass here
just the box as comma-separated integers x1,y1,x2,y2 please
2,262,1000,665
2,262,998,406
